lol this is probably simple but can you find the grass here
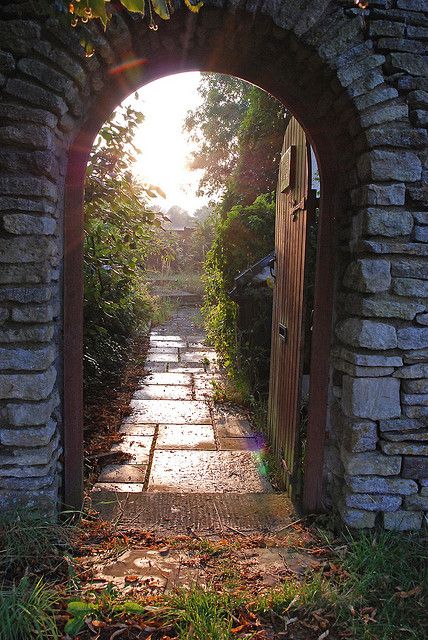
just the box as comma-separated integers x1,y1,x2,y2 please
163,588,239,640
0,511,72,579
0,577,59,640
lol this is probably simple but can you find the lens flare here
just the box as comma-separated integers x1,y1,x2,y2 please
108,58,148,75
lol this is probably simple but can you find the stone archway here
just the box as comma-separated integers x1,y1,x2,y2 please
0,1,427,530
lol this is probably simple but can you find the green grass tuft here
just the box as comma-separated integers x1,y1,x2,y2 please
0,576,59,640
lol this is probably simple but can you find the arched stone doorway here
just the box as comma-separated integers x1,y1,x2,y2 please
1,1,426,530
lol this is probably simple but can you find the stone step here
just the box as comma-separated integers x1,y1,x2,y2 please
92,492,294,534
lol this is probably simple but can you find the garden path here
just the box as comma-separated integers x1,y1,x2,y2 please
92,304,294,533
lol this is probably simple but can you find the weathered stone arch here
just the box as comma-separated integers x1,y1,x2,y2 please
0,0,427,530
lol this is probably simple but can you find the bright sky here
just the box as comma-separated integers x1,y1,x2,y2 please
123,72,208,215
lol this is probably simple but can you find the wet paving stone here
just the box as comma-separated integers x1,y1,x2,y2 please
157,424,216,450
141,372,192,386
167,364,205,373
133,385,193,400
110,436,152,463
144,362,167,372
92,482,146,493
147,346,179,355
148,451,272,493
129,399,211,424
98,464,148,483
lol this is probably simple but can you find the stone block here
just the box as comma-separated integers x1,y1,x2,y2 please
368,20,405,38
17,58,72,96
394,364,428,379
0,420,56,447
402,456,428,479
354,86,398,111
4,391,59,427
403,349,428,365
387,52,428,77
3,214,56,235
342,294,425,321
345,492,401,512
343,258,391,293
360,104,408,129
342,450,401,476
0,433,59,467
392,278,428,298
333,359,395,377
0,125,55,153
357,150,422,183
0,345,56,371
0,287,51,304
402,394,428,406
416,313,428,326
11,304,54,323
403,405,428,419
0,325,54,343
5,79,67,117
397,327,428,350
336,319,397,350
382,430,428,443
380,441,428,456
342,420,377,452
383,510,423,531
0,103,57,128
0,237,57,264
402,380,428,394
361,208,414,237
351,184,405,207
391,258,428,279
379,418,422,432
332,346,402,367
0,263,51,285
404,494,428,511
415,226,428,242
365,125,428,149
341,507,376,529
0,366,56,401
345,475,418,495
342,376,401,419
0,20,41,55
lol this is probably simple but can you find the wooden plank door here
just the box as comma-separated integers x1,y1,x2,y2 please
268,116,314,497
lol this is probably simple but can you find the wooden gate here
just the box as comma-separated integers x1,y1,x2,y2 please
268,116,317,499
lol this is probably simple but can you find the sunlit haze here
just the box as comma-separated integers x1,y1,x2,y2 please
123,72,208,215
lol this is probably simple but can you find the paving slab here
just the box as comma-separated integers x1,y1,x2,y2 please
128,400,211,424
141,372,192,386
167,363,206,372
92,482,146,493
157,424,216,450
149,334,182,341
145,352,179,363
148,451,272,493
180,350,217,363
119,422,157,435
98,464,148,483
144,362,167,372
213,409,253,437
150,340,187,348
110,436,152,463
133,385,193,400
147,347,179,355
218,437,261,451
92,493,291,532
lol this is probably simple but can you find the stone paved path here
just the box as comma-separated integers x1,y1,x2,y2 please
93,305,272,495
92,304,293,532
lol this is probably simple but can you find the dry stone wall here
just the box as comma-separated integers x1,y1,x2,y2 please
0,0,427,528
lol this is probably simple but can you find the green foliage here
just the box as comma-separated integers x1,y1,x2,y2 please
64,584,147,636
84,101,159,389
202,193,275,378
0,577,59,640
